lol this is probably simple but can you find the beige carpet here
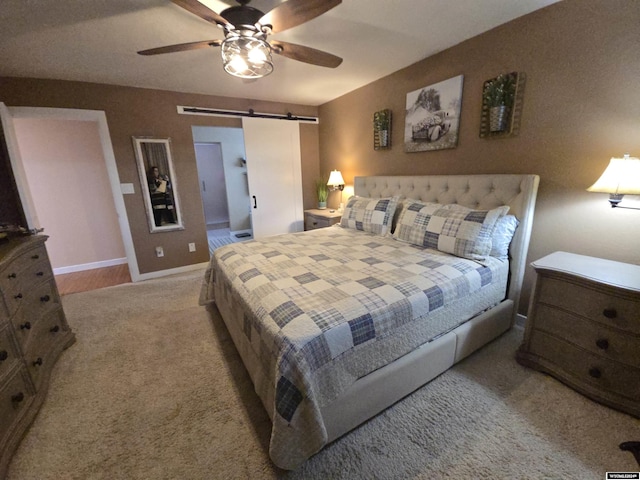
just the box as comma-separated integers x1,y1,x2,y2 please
7,269,640,479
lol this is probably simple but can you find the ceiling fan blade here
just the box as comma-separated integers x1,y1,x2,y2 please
260,0,341,34
138,39,222,56
270,40,342,68
171,0,230,27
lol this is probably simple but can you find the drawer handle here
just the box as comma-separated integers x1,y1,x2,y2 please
20,322,31,330
595,338,609,350
11,392,24,403
36,271,44,277
33,357,43,367
589,367,602,379
31,254,40,260
0,350,7,361
50,325,60,333
602,308,617,319
40,295,50,302
7,273,16,279
14,293,22,299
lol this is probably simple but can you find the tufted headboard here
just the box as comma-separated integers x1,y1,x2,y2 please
354,174,540,316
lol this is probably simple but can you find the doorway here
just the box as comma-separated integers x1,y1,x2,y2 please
191,126,253,254
1,105,139,282
195,143,228,228
194,142,231,246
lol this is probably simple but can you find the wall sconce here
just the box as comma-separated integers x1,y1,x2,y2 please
327,170,345,191
327,170,345,212
587,154,640,209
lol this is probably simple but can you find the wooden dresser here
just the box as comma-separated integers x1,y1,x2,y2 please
0,235,75,478
517,251,640,418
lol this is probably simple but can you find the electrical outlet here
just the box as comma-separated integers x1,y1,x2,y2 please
155,246,164,257
188,242,196,252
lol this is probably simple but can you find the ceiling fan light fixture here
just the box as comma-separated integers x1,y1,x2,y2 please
221,35,273,79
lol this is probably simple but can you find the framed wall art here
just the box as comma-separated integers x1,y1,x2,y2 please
404,74,463,153
479,71,526,138
373,109,391,150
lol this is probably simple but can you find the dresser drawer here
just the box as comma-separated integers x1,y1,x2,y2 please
1,245,52,317
305,215,331,230
537,275,640,334
534,304,640,368
23,309,69,389
530,330,640,400
0,327,20,380
0,368,34,444
10,280,61,350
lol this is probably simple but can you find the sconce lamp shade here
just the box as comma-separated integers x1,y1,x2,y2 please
587,154,640,208
327,170,345,191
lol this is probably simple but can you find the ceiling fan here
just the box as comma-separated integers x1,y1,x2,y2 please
138,0,343,79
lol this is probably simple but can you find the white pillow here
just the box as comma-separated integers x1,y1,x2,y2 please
490,215,519,260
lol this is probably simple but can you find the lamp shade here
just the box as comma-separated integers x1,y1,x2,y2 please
587,154,640,194
327,170,345,187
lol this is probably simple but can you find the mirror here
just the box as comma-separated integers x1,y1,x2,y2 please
133,137,184,233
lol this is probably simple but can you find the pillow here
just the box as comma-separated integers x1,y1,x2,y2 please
340,195,399,236
490,215,519,260
392,198,509,261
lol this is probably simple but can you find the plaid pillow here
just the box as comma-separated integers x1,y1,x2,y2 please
340,195,400,236
392,199,509,261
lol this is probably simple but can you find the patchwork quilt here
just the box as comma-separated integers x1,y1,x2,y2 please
200,226,508,469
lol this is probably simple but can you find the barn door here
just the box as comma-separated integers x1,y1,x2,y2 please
242,117,303,238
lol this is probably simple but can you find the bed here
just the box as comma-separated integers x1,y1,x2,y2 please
200,174,539,470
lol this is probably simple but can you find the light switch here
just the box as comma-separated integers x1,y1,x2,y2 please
121,183,135,194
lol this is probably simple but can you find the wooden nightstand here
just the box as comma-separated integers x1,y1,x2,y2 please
304,209,342,231
516,251,640,417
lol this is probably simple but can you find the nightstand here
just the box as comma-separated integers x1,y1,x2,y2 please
516,251,640,417
304,209,342,231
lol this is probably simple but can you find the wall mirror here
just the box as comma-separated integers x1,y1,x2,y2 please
133,137,184,233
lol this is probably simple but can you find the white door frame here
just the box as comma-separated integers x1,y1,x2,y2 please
2,105,140,281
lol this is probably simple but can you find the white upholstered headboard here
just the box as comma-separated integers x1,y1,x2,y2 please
354,174,540,316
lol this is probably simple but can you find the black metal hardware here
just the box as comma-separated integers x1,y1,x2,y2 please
253,195,257,209
14,293,22,299
33,357,43,366
11,392,24,403
20,322,31,330
595,338,609,350
0,351,7,361
31,254,39,260
588,367,602,379
50,325,60,333
36,271,44,277
7,273,16,279
40,295,50,302
602,308,617,319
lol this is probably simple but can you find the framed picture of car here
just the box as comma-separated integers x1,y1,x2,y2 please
404,74,464,152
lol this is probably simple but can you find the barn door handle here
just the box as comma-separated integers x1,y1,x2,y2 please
202,180,206,192
253,195,257,209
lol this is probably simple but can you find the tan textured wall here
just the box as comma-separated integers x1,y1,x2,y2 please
318,0,640,314
0,78,318,274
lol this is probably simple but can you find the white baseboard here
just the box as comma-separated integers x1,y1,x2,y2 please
133,262,209,282
53,257,128,275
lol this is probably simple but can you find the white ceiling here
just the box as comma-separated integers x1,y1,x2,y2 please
0,0,559,106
